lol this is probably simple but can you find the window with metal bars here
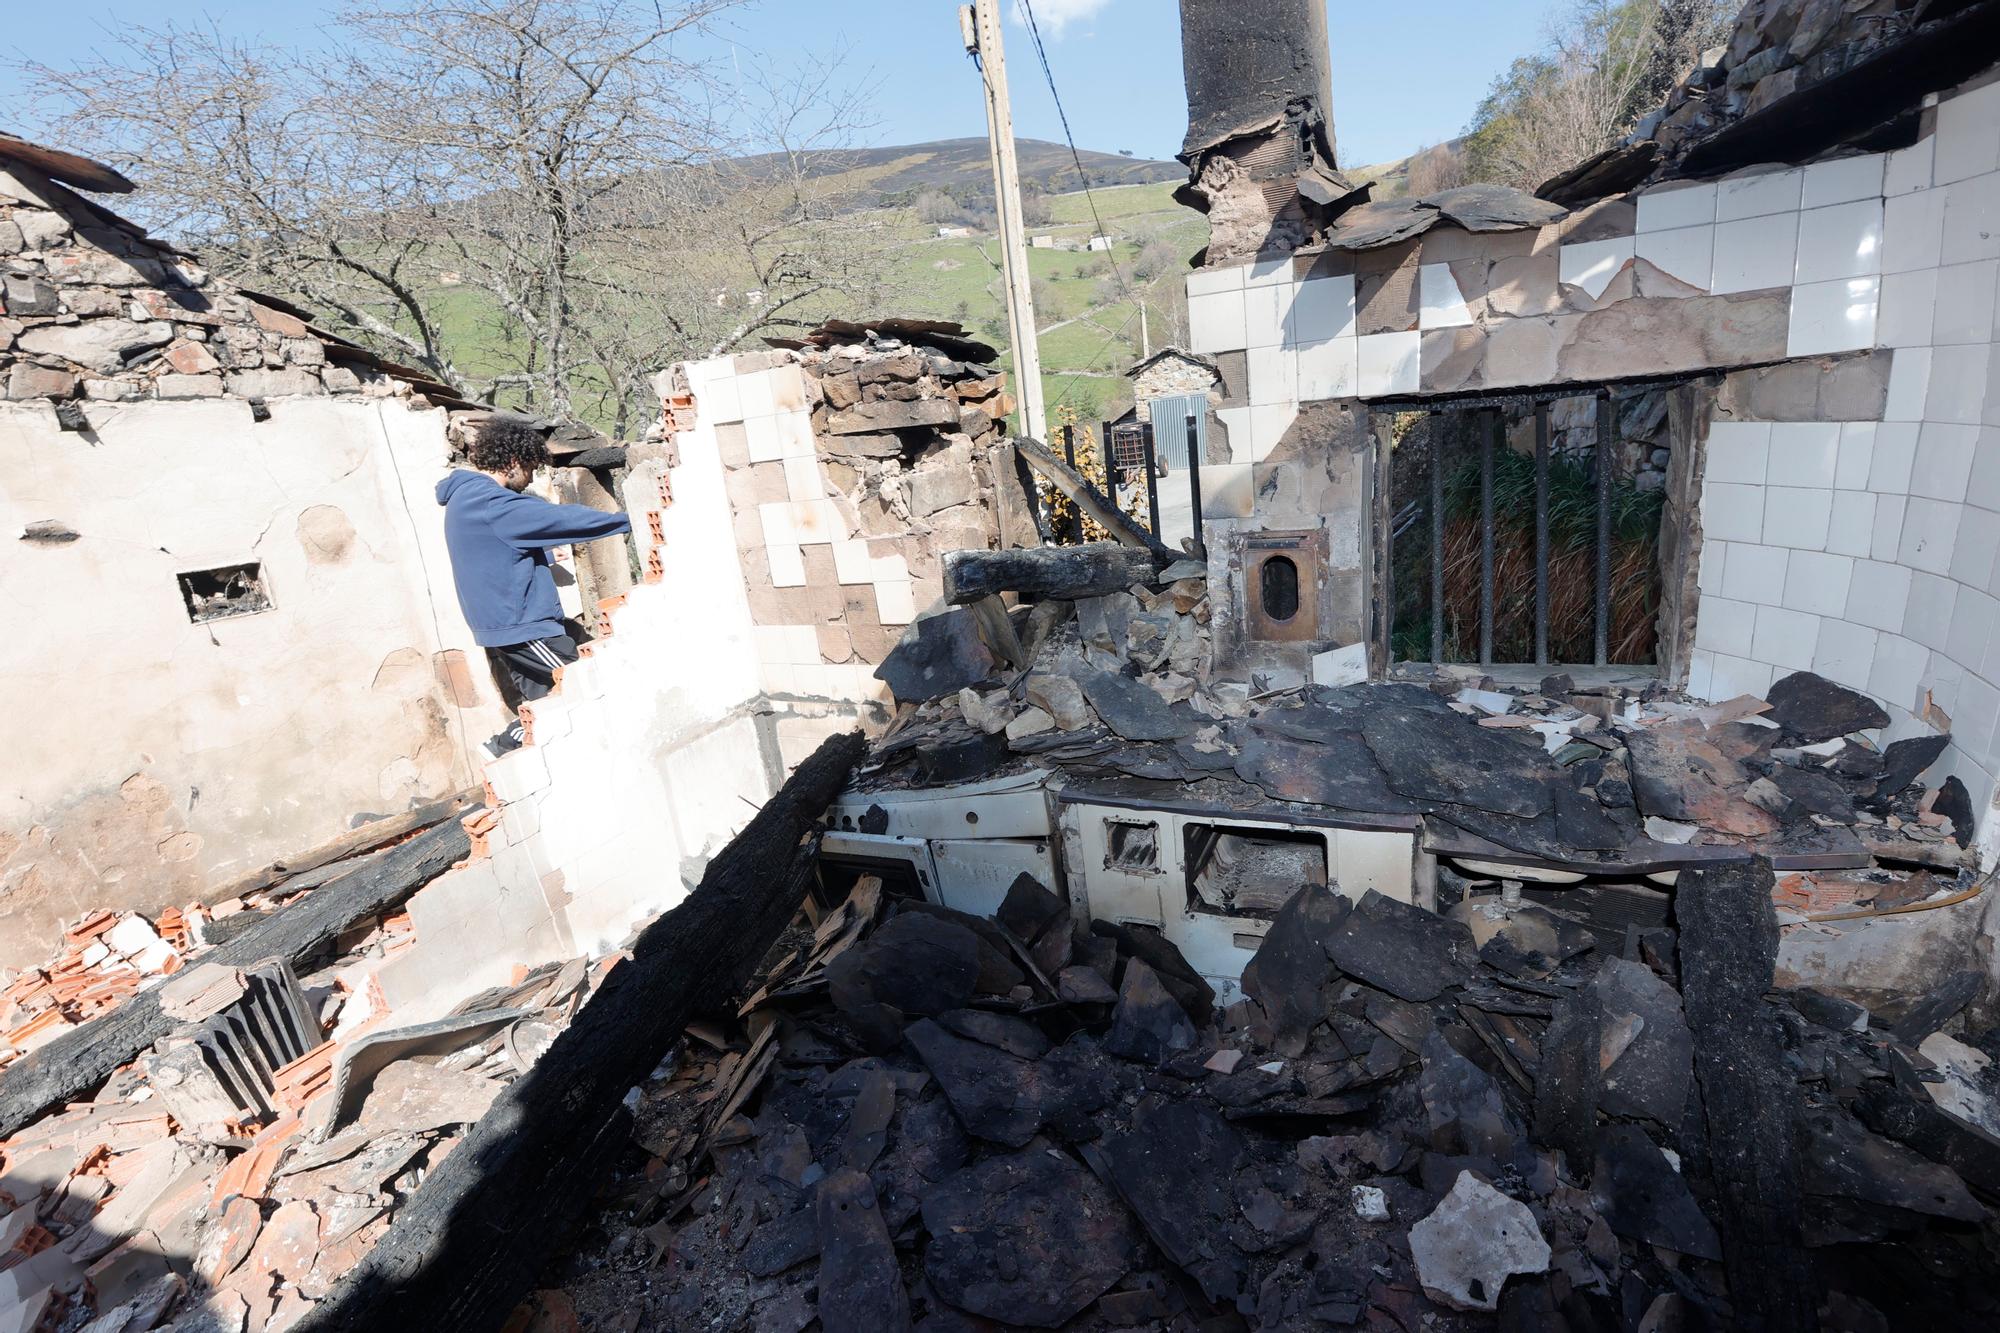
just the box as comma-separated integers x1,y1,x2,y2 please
1383,386,1677,669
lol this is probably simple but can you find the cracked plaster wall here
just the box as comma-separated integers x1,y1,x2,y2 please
0,395,506,966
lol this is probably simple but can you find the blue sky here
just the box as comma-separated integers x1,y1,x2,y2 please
4,0,1558,168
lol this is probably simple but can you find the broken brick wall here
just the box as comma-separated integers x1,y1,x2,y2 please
0,396,509,970
681,340,1015,763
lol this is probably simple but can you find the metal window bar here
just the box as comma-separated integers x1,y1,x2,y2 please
1479,409,1497,668
1534,401,1551,667
1140,423,1161,535
1430,420,1444,663
1101,420,1117,512
1185,414,1205,559
1596,391,1614,666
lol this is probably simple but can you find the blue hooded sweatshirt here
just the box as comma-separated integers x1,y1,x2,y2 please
435,470,632,647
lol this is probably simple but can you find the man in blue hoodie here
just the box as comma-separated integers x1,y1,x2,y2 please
436,415,632,755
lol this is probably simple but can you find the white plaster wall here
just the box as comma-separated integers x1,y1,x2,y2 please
0,396,504,964
1682,78,2000,859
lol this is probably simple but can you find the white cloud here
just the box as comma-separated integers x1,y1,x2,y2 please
1011,0,1112,38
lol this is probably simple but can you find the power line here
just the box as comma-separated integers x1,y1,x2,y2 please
1015,0,1140,309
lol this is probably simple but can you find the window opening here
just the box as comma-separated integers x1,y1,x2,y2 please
1183,822,1328,918
178,563,272,623
1386,387,1672,668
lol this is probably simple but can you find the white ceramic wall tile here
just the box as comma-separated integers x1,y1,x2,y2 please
1417,264,1474,328
831,538,872,585
1697,541,1727,595
1709,652,1776,700
1712,214,1800,293
757,500,796,546
1882,188,1948,274
745,413,782,463
1721,541,1787,602
1188,290,1248,354
1934,81,2000,186
1957,507,2000,589
767,540,805,587
1869,632,1929,708
1637,181,1717,232
1904,570,1960,651
1953,678,2000,763
789,498,841,544
1752,605,1820,671
1911,422,1980,500
701,372,744,424
1635,225,1714,290
1794,199,1884,282
1695,595,1757,656
1768,422,1840,487
1288,275,1356,344
1948,587,1996,671
1942,173,2000,265
1926,343,1991,425
1787,276,1878,356
1244,255,1294,287
782,454,823,501
1898,496,1961,574
1846,558,1914,631
1715,168,1802,221
1784,549,1854,617
870,550,908,582
1215,405,1253,463
1187,264,1249,298
1246,344,1297,406
1243,283,1291,349
738,370,777,419
1877,268,1940,348
1297,337,1359,400
874,579,916,625
1762,485,1834,549
1835,423,1875,489
1969,432,2000,509
1827,490,1876,558
1932,260,1998,344
1884,138,1934,197
775,410,815,460
1704,421,1770,484
1702,481,1765,542
1558,237,1633,300
1248,403,1298,462
1800,153,1884,209
1884,349,1932,422
1686,649,1716,699
1812,617,1878,691
1873,493,1908,561
1356,332,1421,397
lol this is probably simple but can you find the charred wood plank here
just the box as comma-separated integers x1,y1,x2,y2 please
1531,987,1602,1182
1013,437,1178,562
294,731,867,1333
942,543,1160,605
1676,859,1819,1333
208,788,479,902
0,814,474,1138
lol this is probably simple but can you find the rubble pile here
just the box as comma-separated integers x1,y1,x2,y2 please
549,858,2000,1329
0,945,608,1332
1,911,195,1065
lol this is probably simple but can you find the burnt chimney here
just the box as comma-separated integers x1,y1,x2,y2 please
1176,0,1355,263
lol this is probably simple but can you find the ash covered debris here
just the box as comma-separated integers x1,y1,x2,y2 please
533,562,2000,1329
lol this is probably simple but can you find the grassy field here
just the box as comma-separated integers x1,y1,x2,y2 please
395,168,1207,437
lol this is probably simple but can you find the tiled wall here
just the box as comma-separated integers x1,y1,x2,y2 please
1688,77,2000,854
1184,71,2000,850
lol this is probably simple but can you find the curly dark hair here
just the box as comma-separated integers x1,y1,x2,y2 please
466,415,551,475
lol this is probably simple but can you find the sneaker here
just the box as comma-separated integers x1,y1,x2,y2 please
483,727,523,759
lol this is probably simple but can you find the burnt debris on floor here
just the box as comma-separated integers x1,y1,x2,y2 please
542,850,2000,1330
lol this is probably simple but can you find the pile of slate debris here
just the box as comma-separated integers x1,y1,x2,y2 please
544,847,2000,1332
529,565,2000,1330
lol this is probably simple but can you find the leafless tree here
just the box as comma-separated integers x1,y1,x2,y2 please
18,0,892,434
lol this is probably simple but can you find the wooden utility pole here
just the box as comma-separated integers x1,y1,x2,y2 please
961,0,1047,441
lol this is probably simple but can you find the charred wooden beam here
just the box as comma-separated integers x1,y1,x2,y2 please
1676,859,1819,1333
1013,438,1178,563
942,543,1160,605
0,815,474,1138
209,788,478,903
295,730,868,1333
